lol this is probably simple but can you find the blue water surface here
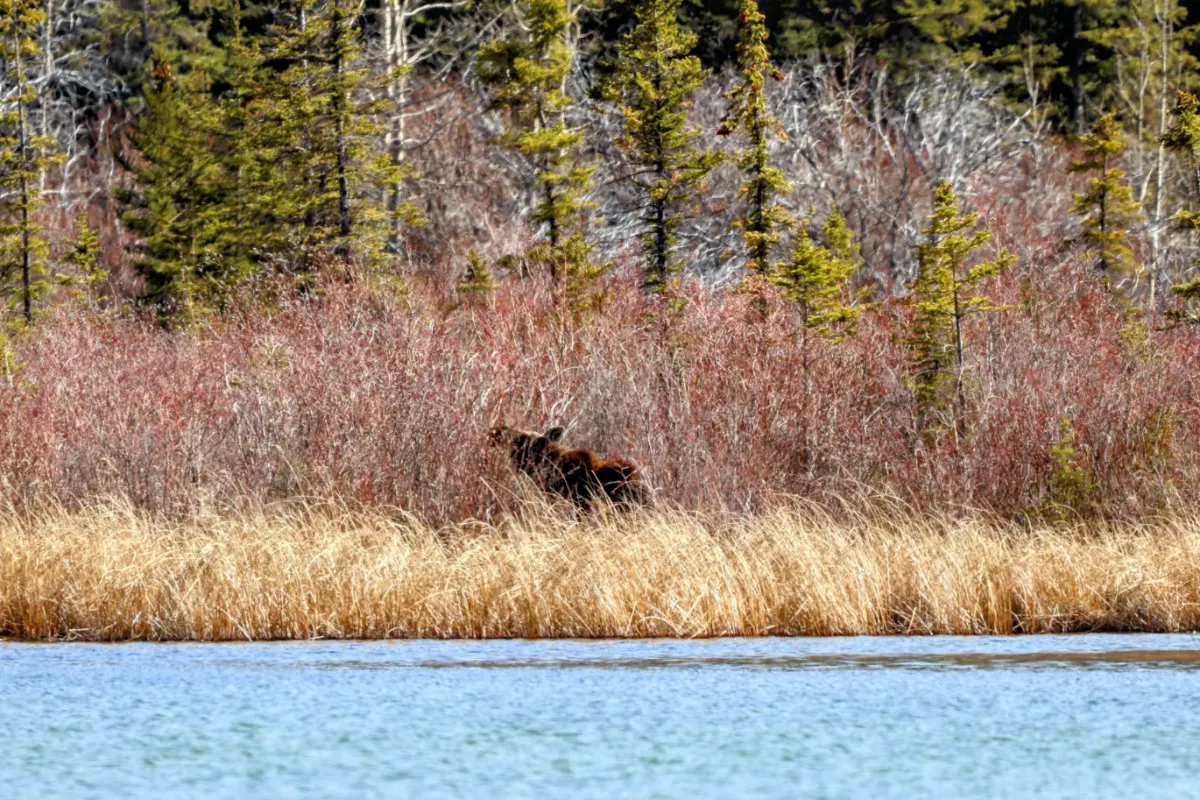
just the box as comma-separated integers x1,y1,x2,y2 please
3,634,1199,799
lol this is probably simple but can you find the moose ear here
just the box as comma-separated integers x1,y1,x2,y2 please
544,427,565,443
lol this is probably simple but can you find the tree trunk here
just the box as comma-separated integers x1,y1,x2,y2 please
39,0,54,192
752,121,767,270
652,141,667,287
330,0,353,240
952,277,966,441
1151,1,1174,309
14,27,34,324
140,0,151,58
1070,1,1086,133
654,200,667,287
384,0,409,252
800,311,810,469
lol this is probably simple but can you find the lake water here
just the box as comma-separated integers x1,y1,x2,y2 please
3,635,1200,799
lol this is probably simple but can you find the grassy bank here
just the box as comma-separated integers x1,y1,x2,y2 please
2,503,1199,641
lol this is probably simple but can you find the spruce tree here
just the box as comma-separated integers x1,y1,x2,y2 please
894,0,1006,69
118,1,402,313
115,59,248,315
719,0,792,275
476,0,596,279
61,208,106,302
1044,416,1097,519
771,208,863,464
906,180,1014,437
246,0,401,264
457,248,496,301
100,0,229,91
1084,1,1197,127
0,0,56,325
1068,113,1145,283
606,0,722,291
1160,90,1200,322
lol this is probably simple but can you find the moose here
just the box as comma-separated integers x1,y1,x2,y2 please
488,425,649,511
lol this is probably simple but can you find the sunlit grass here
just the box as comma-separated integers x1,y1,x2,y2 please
2,500,1198,641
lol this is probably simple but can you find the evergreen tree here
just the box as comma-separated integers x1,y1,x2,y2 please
1044,416,1097,518
1081,1,1199,301
773,208,863,339
61,208,107,301
1068,113,1144,283
894,0,1011,69
476,0,596,279
1160,90,1200,322
906,180,1013,437
100,0,230,92
1085,2,1196,141
991,0,1066,128
0,0,56,325
118,1,402,313
771,207,863,464
606,0,722,290
115,59,249,315
719,0,791,275
457,248,496,300
248,0,402,264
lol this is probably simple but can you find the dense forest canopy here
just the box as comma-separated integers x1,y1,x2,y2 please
4,1,1200,300
6,0,1200,338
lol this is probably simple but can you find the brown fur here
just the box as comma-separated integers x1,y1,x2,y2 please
488,426,649,510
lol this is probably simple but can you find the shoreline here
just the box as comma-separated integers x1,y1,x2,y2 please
3,504,1199,642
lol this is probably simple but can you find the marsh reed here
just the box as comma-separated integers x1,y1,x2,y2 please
2,501,1199,641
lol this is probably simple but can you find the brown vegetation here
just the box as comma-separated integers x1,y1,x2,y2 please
0,263,1194,523
3,501,1199,641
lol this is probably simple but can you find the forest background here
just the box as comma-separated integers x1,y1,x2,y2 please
3,0,1200,524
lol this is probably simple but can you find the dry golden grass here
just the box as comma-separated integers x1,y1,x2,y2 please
2,501,1200,641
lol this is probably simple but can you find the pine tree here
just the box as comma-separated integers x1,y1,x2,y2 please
894,0,1009,69
247,0,402,264
906,180,1014,437
117,2,403,314
457,248,496,301
771,207,863,464
1160,90,1200,322
606,0,722,291
99,0,230,92
1044,416,1097,519
61,208,106,302
1068,112,1145,283
0,0,57,325
719,0,791,275
476,0,596,279
115,59,248,316
774,209,863,337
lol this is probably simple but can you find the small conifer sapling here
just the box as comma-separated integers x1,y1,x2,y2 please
906,180,1014,438
1068,113,1144,286
771,208,863,465
62,208,107,302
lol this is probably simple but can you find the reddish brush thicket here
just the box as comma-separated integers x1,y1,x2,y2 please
2,239,1197,523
